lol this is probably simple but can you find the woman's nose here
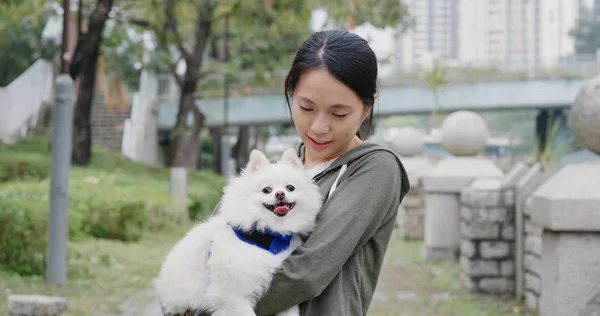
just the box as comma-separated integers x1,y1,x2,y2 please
310,115,329,134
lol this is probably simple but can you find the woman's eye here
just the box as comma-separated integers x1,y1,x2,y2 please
299,105,313,112
333,113,348,118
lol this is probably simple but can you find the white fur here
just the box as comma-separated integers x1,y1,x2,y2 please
155,148,323,316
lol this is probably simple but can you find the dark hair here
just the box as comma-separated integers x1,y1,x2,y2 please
284,29,378,140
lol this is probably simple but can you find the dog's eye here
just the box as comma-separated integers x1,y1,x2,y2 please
262,187,272,194
286,185,295,192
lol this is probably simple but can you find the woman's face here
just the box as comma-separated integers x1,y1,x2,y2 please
291,68,371,165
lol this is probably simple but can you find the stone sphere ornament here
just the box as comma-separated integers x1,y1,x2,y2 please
391,127,424,157
440,110,489,156
569,75,600,154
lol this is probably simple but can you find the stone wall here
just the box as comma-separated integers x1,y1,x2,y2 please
512,163,549,311
523,196,542,310
396,185,424,240
459,178,515,297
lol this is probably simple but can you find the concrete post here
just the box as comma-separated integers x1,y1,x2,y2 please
46,74,74,286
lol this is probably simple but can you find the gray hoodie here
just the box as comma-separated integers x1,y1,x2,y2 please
254,142,410,316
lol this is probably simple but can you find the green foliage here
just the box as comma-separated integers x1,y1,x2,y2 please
423,58,449,128
0,5,59,86
0,188,48,276
0,152,50,183
316,0,414,31
0,137,225,276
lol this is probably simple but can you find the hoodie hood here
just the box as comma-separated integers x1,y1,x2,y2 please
298,142,410,197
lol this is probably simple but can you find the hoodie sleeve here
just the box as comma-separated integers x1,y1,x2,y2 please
254,151,408,315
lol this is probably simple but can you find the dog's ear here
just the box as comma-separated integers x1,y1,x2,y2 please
280,148,302,169
247,149,270,172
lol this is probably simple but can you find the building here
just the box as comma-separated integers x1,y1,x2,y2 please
396,0,460,70
396,0,582,71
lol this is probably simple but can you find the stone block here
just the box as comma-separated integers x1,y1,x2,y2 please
461,207,508,223
460,256,499,277
525,273,541,293
480,241,511,259
460,183,503,207
461,222,500,239
524,254,540,276
460,239,477,258
460,273,478,293
524,219,543,236
479,278,514,294
525,235,542,256
500,260,514,276
525,291,539,311
502,189,515,206
501,225,514,240
7,295,67,316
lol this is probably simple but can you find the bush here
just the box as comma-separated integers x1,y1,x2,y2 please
0,137,226,275
0,187,48,276
0,152,49,183
188,171,226,221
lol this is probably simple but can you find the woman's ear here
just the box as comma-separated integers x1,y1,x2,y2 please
363,104,373,121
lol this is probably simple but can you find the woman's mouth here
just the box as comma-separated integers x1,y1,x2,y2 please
307,136,332,150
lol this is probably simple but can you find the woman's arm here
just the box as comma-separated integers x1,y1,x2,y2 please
254,151,406,315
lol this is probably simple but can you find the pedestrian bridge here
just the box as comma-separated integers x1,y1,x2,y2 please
157,78,587,129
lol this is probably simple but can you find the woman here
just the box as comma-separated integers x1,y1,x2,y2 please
253,29,410,315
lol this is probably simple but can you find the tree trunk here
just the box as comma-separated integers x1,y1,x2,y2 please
209,128,222,173
232,126,250,172
168,6,212,169
71,0,114,166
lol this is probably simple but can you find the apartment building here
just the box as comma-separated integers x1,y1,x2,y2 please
395,0,582,71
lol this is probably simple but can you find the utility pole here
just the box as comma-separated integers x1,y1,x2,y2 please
47,0,74,285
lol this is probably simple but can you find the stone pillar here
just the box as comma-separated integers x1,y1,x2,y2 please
530,76,600,316
390,127,434,240
459,178,515,296
422,111,504,261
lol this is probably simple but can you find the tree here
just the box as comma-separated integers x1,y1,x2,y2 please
127,0,413,169
71,0,115,166
0,0,58,86
569,8,600,55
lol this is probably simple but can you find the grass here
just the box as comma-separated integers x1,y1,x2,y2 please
0,227,191,315
0,136,223,315
368,234,536,316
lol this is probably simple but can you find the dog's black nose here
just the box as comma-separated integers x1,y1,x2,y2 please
275,191,285,200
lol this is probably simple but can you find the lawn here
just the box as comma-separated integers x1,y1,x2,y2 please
0,228,188,315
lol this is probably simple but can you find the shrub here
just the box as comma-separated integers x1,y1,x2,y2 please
0,187,48,276
0,152,49,183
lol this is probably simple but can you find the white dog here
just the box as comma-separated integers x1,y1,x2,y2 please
155,148,323,316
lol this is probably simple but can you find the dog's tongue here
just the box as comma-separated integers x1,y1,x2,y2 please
274,205,289,216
